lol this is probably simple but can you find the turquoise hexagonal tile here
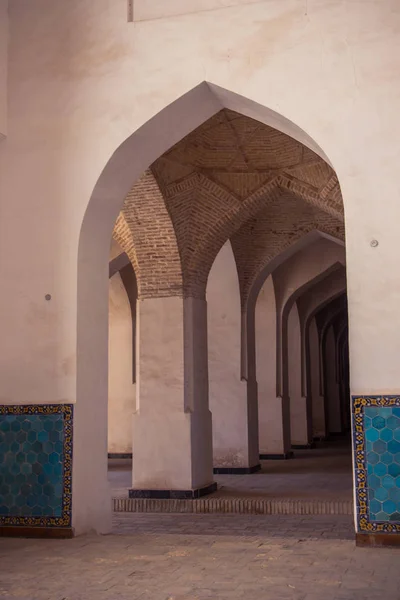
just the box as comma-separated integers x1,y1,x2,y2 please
375,511,389,521
373,462,387,477
380,428,393,442
382,475,395,489
368,474,380,490
369,498,382,516
365,407,379,418
389,512,400,522
388,440,400,454
372,440,387,454
387,416,400,430
388,487,400,502
394,429,400,442
365,428,379,443
375,487,389,501
388,463,400,478
381,452,393,465
383,500,397,514
367,451,379,465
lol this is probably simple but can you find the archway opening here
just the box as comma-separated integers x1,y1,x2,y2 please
77,84,351,535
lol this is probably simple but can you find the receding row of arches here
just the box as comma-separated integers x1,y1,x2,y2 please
74,84,353,532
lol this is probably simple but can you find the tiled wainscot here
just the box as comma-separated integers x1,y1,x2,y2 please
353,396,400,540
0,404,73,535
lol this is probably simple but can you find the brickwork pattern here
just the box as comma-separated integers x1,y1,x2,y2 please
114,110,344,300
113,170,183,299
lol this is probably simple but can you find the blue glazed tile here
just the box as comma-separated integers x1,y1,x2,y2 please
372,440,387,454
389,487,400,502
383,500,397,514
375,511,389,521
375,487,389,501
382,475,396,489
0,405,72,528
387,416,400,430
394,429,400,442
388,463,400,478
368,474,380,490
366,428,379,442
372,416,386,430
373,462,387,477
380,428,393,442
388,440,400,454
381,452,393,465
369,498,382,516
367,451,379,465
365,407,379,418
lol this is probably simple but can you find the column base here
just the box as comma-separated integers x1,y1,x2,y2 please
259,452,294,460
108,453,133,459
291,443,316,450
0,526,74,539
356,533,400,548
129,482,217,499
213,464,261,475
312,436,326,442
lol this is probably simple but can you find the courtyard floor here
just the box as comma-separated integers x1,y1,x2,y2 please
110,438,353,503
0,512,399,600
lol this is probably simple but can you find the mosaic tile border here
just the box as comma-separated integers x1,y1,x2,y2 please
353,395,400,533
0,404,73,528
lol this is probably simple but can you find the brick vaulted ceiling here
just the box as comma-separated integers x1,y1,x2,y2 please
114,110,345,302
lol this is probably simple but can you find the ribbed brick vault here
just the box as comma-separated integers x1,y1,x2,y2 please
113,109,345,301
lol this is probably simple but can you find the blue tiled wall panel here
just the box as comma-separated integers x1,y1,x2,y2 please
0,405,73,528
353,396,400,534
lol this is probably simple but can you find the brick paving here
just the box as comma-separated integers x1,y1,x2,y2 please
0,512,399,600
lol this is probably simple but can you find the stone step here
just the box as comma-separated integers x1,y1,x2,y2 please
113,496,353,516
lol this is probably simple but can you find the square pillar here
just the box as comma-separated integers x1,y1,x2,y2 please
130,296,215,498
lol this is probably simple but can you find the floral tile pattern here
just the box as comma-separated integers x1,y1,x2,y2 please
353,396,400,533
0,405,73,528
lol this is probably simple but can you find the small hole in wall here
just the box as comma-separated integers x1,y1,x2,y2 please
45,294,52,301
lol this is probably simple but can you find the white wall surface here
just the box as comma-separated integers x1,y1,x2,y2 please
0,0,7,138
2,0,400,533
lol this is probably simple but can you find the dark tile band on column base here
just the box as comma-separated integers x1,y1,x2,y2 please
259,452,294,460
356,533,400,548
312,436,327,442
291,443,316,450
129,482,217,500
213,464,261,475
108,453,133,459
0,526,74,539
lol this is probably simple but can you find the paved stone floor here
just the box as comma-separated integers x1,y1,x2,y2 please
110,439,353,502
0,513,399,600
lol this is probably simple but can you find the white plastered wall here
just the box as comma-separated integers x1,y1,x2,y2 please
2,0,400,533
108,272,134,454
0,0,7,138
208,242,257,468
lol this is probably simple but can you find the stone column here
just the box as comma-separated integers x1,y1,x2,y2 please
324,325,342,435
256,276,291,459
308,317,326,440
130,296,215,497
208,243,259,473
108,272,135,457
288,303,310,448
